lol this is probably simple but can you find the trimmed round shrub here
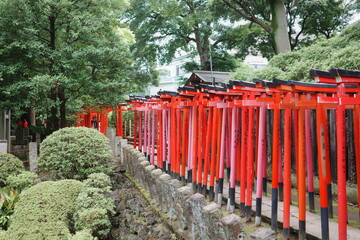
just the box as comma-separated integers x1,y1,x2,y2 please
74,173,115,239
83,173,112,191
75,208,111,238
70,229,97,240
3,180,84,240
6,171,38,190
0,153,24,187
38,127,113,180
0,221,71,240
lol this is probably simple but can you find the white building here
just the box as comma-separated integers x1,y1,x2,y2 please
148,54,268,95
148,55,193,95
244,55,268,70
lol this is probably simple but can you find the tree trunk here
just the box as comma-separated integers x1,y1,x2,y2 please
58,86,67,128
194,26,210,71
49,88,59,130
48,13,60,130
269,0,291,54
28,106,36,126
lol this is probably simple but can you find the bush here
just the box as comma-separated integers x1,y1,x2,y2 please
2,180,84,240
6,171,38,190
70,229,97,240
38,127,113,180
75,208,111,238
0,153,24,187
74,174,115,239
83,173,112,191
0,221,71,240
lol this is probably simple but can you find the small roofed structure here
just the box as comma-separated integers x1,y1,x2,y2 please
184,70,232,87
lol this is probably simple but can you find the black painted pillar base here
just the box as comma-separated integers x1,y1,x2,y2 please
187,170,192,184
229,187,235,212
167,163,171,174
209,186,215,201
271,188,278,232
309,191,315,213
298,220,306,240
162,161,166,172
217,178,224,205
245,205,252,222
278,182,284,202
320,207,329,240
255,197,262,226
283,228,290,240
239,202,245,217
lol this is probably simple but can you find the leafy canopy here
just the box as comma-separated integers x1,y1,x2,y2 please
126,0,239,71
232,22,360,82
0,0,158,128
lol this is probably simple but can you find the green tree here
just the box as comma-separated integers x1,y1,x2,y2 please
126,0,237,71
0,0,157,130
218,0,353,57
232,22,360,82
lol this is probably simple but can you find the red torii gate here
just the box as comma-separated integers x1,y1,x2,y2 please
76,104,127,136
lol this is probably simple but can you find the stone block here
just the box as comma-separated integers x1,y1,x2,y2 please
29,142,38,172
145,165,155,172
177,186,193,197
140,161,150,167
138,156,146,162
106,127,116,154
159,174,171,182
203,203,220,214
115,137,121,157
220,214,242,239
250,228,276,240
0,140,7,153
151,169,163,177
168,179,181,188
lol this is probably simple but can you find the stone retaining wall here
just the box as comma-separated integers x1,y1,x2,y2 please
122,144,243,240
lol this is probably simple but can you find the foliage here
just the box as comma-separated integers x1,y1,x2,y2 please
83,173,112,192
0,0,158,129
5,171,38,191
38,127,113,180
1,180,84,240
232,22,360,82
122,109,134,122
74,173,115,239
69,229,97,240
0,188,20,230
215,0,354,57
0,221,71,240
75,208,111,239
231,62,256,81
126,0,239,71
0,153,24,187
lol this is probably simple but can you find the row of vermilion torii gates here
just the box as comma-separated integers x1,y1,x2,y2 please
76,105,126,137
78,68,359,240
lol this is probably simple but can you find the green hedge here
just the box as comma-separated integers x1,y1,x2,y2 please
74,173,115,239
1,180,84,240
0,153,24,187
38,127,113,180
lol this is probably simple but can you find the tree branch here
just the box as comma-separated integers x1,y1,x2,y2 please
292,15,307,49
222,0,271,33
